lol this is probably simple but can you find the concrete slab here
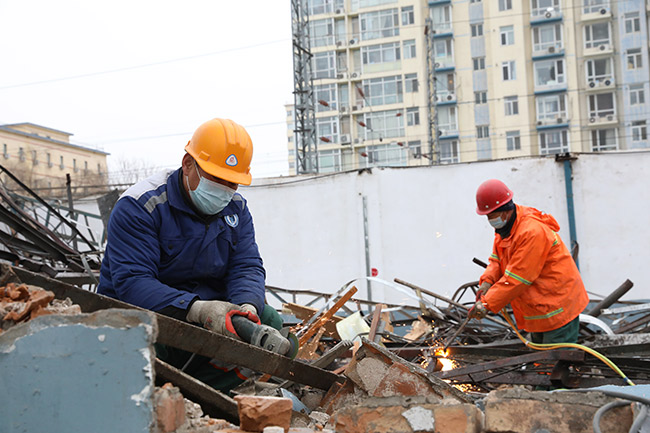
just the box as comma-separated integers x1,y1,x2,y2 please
0,308,157,433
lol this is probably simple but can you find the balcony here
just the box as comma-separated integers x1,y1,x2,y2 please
582,3,611,21
583,41,613,57
432,22,453,38
435,90,457,104
433,55,455,70
586,75,615,91
531,8,562,24
587,113,618,126
532,42,564,59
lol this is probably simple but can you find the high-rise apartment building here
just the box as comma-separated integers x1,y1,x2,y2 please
288,0,650,173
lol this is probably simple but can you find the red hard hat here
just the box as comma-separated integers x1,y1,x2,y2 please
476,179,514,215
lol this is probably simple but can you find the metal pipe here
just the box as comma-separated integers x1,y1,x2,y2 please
561,156,579,269
587,279,634,317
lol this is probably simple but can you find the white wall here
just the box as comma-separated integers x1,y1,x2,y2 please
242,151,650,307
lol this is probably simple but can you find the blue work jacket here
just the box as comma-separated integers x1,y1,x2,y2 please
98,168,266,315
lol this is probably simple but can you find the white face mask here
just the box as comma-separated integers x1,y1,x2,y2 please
488,215,508,229
186,163,236,215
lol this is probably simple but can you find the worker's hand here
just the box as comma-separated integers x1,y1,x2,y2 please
240,303,258,316
476,282,492,298
187,300,242,335
469,301,488,320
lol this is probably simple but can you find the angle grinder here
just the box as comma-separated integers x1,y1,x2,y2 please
231,315,300,359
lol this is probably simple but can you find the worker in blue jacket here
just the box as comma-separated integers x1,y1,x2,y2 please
99,118,279,392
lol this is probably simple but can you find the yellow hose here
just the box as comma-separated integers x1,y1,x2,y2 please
500,310,636,386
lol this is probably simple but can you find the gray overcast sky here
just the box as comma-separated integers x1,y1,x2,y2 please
0,0,294,179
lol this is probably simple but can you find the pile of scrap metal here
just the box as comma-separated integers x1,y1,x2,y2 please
0,163,102,286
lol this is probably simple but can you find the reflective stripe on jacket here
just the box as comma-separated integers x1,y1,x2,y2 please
98,168,266,315
480,204,588,333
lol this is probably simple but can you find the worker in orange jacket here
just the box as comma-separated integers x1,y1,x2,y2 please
470,179,589,344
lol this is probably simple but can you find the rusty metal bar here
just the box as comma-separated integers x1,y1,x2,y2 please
587,279,634,317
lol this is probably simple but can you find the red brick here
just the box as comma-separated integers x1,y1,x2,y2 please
235,395,293,433
153,383,186,433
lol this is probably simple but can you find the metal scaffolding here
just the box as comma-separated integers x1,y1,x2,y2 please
291,0,318,174
425,17,439,165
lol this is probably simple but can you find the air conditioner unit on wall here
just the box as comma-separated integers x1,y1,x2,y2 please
599,7,607,14
606,114,614,121
339,105,348,113
350,72,359,79
589,117,596,123
548,46,556,53
604,79,612,86
545,11,553,18
589,81,596,88
447,93,454,100
556,117,564,123
340,134,351,144
349,38,358,45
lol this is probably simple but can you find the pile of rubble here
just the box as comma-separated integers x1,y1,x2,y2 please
1,264,649,432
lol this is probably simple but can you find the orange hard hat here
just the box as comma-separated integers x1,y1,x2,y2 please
476,179,514,215
185,118,253,185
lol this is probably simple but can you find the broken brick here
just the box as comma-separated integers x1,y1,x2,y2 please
153,383,186,433
235,395,293,433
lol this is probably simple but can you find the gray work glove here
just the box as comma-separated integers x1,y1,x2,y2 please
186,300,242,335
477,281,492,298
240,303,258,316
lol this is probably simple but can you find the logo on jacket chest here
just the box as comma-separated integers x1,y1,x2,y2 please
224,214,239,228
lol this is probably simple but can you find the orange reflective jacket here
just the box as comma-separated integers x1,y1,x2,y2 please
480,205,589,333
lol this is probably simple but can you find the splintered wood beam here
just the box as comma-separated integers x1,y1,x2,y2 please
298,286,358,347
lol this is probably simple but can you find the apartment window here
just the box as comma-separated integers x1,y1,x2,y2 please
84,161,88,175
408,140,421,159
506,131,521,151
406,107,420,126
309,0,344,15
434,38,453,63
584,22,610,49
19,147,25,162
583,0,609,14
435,72,455,99
364,109,404,140
531,0,560,17
627,48,643,70
2,144,8,159
430,5,452,32
318,149,342,173
98,163,104,175
532,23,562,52
502,61,516,80
504,96,519,115
534,59,565,86
47,152,52,168
439,140,459,164
310,19,334,47
476,125,489,138
470,0,482,3
539,129,569,155
73,158,78,173
624,12,641,34
586,57,613,83
473,57,486,70
630,84,646,106
588,93,615,119
360,9,399,40
362,42,400,65
437,106,458,133
499,0,513,11
313,51,336,79
363,75,403,106
591,129,617,151
537,93,567,121
500,25,515,45
59,155,64,170
364,143,407,167
405,73,418,92
401,6,414,26
317,116,339,143
632,121,648,143
471,24,484,37
475,91,487,104
403,39,416,59
316,84,338,112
